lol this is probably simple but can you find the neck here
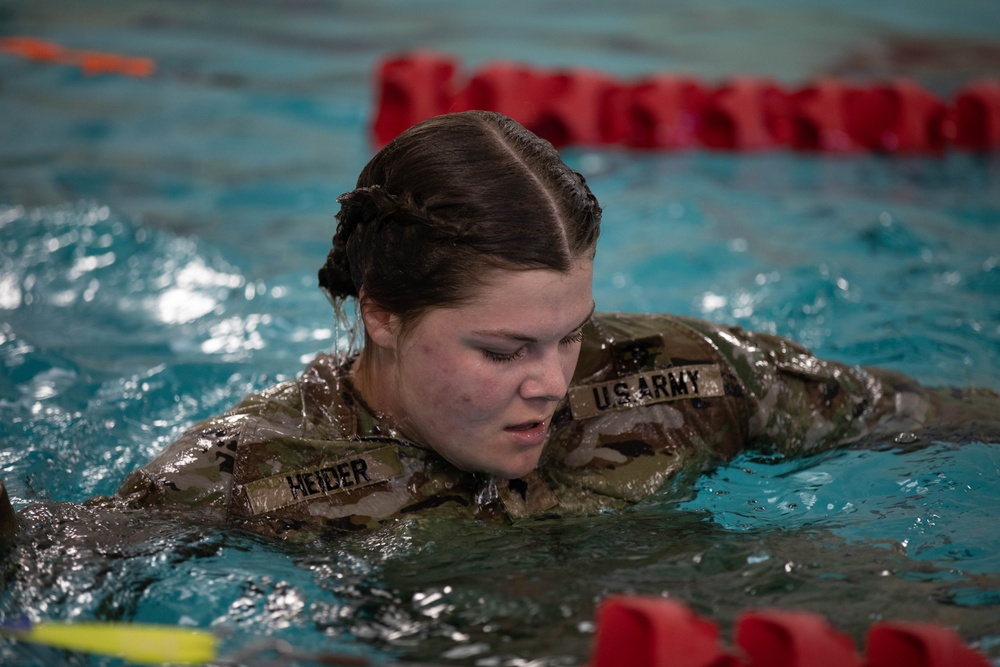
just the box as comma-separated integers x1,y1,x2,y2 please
351,347,426,446
350,346,394,420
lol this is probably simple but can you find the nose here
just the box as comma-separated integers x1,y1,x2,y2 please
519,348,573,402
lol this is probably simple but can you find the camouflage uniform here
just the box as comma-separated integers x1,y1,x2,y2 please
113,313,999,537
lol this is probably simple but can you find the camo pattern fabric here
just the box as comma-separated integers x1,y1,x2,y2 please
111,312,989,536
113,354,496,536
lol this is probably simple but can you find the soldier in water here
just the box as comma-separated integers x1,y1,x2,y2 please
3,110,995,542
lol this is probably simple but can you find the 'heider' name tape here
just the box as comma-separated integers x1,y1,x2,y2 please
243,446,403,515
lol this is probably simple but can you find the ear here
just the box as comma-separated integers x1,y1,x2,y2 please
358,288,398,351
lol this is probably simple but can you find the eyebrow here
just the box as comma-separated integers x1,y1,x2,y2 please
472,302,596,343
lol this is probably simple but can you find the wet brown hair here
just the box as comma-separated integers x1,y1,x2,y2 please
318,110,601,331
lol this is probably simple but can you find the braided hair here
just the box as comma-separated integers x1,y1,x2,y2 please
318,110,601,334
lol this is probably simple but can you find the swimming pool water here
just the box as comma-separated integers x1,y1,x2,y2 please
2,1,1000,665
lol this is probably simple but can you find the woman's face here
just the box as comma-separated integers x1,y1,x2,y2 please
379,259,594,479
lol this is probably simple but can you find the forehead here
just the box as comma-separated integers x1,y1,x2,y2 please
418,261,595,336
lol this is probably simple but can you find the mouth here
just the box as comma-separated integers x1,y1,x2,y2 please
503,419,550,447
505,420,545,432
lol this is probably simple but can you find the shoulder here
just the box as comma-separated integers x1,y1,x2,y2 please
115,353,352,510
115,411,249,510
583,312,755,360
575,312,738,396
224,355,484,533
229,438,483,536
539,312,752,510
220,352,369,441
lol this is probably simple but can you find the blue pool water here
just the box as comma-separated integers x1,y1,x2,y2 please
2,1,1000,665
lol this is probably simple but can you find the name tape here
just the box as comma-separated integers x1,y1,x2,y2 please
568,364,724,419
243,446,403,515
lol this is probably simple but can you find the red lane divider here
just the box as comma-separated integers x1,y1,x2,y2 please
607,75,707,149
952,79,1000,151
589,595,737,667
843,79,947,152
866,622,992,667
372,51,457,149
586,596,991,667
0,36,155,77
736,610,862,667
372,52,1000,153
788,78,858,152
698,77,792,151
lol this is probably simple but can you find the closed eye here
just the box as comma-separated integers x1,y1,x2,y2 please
482,346,526,364
477,308,592,365
483,329,584,364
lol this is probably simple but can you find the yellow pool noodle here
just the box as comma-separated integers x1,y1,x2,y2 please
15,622,217,665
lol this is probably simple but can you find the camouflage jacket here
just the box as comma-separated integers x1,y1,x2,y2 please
113,312,948,536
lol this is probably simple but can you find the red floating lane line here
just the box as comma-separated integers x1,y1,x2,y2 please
0,36,155,78
371,51,1000,154
589,596,738,667
736,609,862,667
372,51,457,146
616,75,708,150
866,622,992,667
951,79,1000,151
3,42,992,152
584,595,992,667
788,78,859,153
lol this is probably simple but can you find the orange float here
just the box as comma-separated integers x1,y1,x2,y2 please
0,36,154,77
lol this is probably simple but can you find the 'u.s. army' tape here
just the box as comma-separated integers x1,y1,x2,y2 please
568,364,724,420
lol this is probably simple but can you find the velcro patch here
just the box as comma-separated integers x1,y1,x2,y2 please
243,446,403,515
568,364,724,420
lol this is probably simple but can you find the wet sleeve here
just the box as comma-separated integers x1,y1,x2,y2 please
676,318,937,455
114,416,242,509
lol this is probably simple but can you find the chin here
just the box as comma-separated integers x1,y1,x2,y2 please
493,457,541,481
450,445,543,480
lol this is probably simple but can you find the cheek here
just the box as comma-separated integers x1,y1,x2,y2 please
409,347,510,416
406,344,476,403
461,370,517,421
